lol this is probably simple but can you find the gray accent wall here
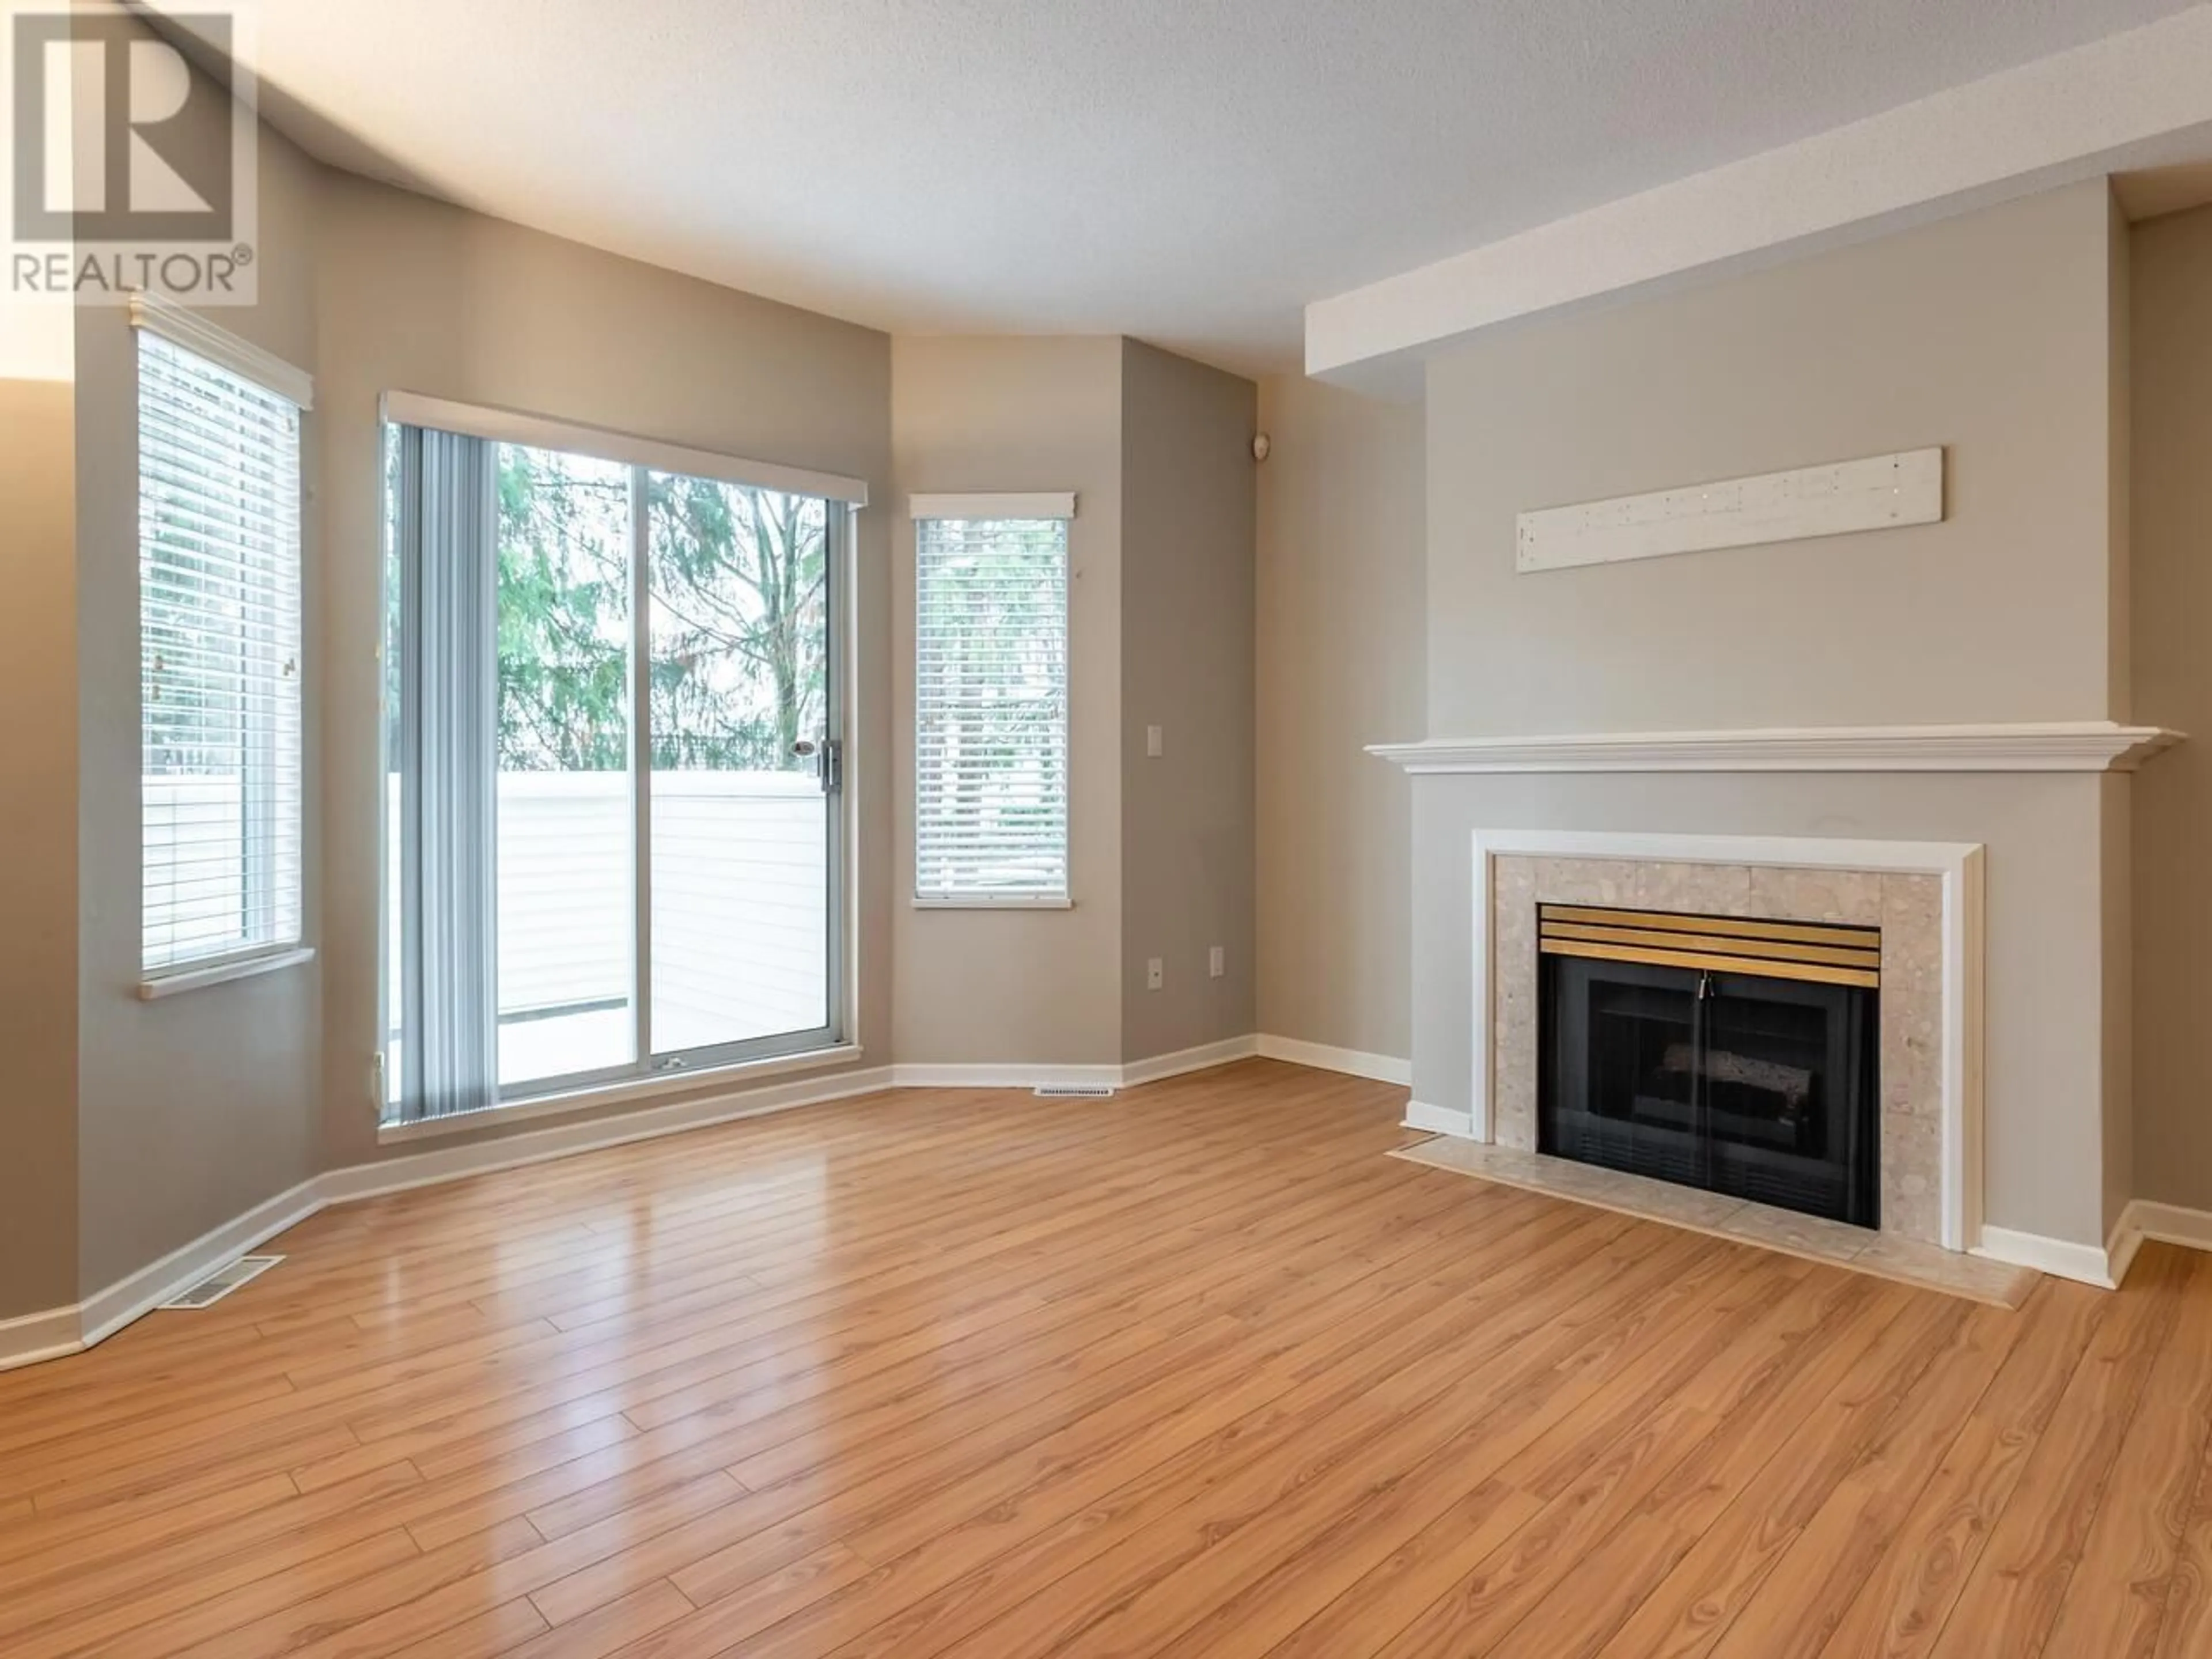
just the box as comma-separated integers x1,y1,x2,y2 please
312,173,896,1170
887,335,1260,1069
2131,200,2212,1214
1254,374,1423,1065
889,335,1126,1066
1120,340,1256,1063
69,99,327,1303
0,375,80,1320
1411,181,2137,1249
1425,180,2124,738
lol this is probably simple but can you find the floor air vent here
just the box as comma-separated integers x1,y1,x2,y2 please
158,1255,283,1310
1035,1084,1116,1099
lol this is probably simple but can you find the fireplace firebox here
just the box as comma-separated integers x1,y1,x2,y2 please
1536,904,1880,1228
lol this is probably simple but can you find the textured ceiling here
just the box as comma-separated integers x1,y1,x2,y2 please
203,0,2200,374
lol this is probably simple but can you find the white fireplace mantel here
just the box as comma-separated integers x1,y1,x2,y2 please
1368,721,2181,775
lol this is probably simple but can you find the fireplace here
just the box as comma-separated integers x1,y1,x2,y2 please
1536,904,1881,1228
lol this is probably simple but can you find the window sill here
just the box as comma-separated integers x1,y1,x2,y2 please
138,946,316,1001
375,1041,866,1145
912,896,1073,910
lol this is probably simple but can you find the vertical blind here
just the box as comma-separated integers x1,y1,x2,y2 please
138,329,306,973
914,516,1070,902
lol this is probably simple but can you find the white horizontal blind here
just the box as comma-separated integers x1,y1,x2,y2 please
139,330,305,973
915,517,1069,902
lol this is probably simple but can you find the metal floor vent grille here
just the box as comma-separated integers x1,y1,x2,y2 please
159,1255,283,1310
1035,1084,1116,1099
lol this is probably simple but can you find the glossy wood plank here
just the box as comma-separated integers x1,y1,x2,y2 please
1,1060,2209,1659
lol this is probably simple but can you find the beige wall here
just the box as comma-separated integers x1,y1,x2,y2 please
313,175,895,1166
889,335,1125,1065
2131,200,2212,1213
1425,180,2126,737
1253,374,1423,1064
1120,340,1256,1062
0,377,79,1319
69,113,327,1300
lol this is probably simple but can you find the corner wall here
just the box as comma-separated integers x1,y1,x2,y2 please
1119,340,1256,1062
312,174,896,1168
69,102,327,1302
2131,199,2212,1213
888,335,1126,1066
0,373,79,1320
1253,374,1424,1066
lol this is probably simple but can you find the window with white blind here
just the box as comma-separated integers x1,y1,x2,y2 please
135,305,311,979
911,495,1073,906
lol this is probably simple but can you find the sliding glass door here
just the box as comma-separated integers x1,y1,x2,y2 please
494,443,637,1088
645,473,835,1064
384,426,843,1123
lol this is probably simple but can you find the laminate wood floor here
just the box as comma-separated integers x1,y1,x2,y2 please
5,1058,2210,1658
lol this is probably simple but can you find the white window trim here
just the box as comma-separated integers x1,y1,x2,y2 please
128,291,315,409
908,491,1075,521
134,302,312,986
911,497,1074,910
139,946,317,1001
380,391,869,506
912,894,1074,911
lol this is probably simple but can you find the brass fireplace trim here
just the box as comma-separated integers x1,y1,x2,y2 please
1537,903,1881,990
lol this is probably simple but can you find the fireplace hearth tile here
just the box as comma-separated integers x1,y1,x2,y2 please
1389,1135,2033,1308
1718,1203,1873,1264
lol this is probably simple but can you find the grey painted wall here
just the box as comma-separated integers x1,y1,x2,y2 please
889,335,1126,1066
1425,180,2124,738
1412,183,2134,1249
1119,340,1256,1063
312,175,896,1169
0,376,79,1320
1253,373,1423,1065
2131,200,2212,1213
69,105,326,1302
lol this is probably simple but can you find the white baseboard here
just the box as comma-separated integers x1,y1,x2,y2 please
1253,1034,1412,1086
1403,1100,1476,1139
79,1177,324,1348
2108,1210,2148,1289
324,1065,899,1206
1974,1225,2119,1289
1120,1036,1260,1087
891,1036,1268,1092
887,1062,1124,1090
0,1063,902,1374
0,1304,84,1372
2104,1198,2212,1288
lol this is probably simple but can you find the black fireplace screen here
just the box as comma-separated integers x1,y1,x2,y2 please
1539,951,1880,1227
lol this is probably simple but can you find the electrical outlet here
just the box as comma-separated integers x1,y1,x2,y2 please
1146,957,1164,991
1145,724,1163,758
1209,945,1225,979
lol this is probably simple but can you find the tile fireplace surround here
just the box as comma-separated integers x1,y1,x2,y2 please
1492,853,1947,1244
1459,829,1986,1255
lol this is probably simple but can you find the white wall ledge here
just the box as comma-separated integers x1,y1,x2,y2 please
1305,8,2212,385
1368,722,2183,775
